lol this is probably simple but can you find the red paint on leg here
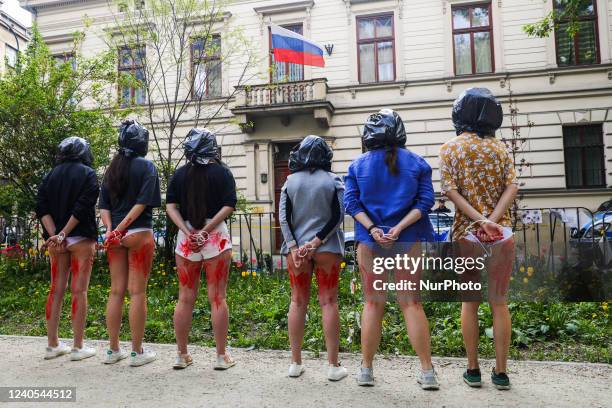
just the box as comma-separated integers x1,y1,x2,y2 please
289,266,310,290
46,258,58,320
129,241,154,277
177,262,200,289
71,297,78,320
206,259,228,308
315,264,340,293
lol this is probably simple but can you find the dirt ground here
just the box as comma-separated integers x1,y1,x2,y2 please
0,335,610,408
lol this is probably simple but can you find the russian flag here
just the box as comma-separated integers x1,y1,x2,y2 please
270,24,325,68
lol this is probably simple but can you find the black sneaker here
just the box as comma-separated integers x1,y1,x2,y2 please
491,368,511,390
463,368,482,387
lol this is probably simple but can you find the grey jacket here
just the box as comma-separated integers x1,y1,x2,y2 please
279,169,345,255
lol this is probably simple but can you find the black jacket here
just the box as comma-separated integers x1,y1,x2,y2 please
36,161,100,240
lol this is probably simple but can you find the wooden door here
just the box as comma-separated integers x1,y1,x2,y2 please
273,143,294,250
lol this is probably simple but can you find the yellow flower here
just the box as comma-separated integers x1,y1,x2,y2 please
252,271,257,277
602,303,608,311
19,262,25,268
173,266,177,271
592,313,597,318
522,277,528,284
519,266,525,273
340,261,346,269
527,266,534,275
241,271,246,277
45,250,49,257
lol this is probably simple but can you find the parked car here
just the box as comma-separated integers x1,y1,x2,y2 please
595,199,612,215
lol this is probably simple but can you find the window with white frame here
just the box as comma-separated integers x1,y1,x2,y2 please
452,2,494,75
118,45,147,107
356,13,395,83
5,45,18,68
191,35,222,98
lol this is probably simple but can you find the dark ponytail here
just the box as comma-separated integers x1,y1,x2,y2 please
385,147,399,176
185,163,210,230
104,153,132,205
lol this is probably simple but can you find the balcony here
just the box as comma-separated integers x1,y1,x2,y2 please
232,78,334,133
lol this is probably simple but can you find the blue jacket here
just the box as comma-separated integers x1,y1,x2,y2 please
344,148,435,243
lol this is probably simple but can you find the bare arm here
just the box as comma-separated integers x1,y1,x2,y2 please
445,190,487,223
166,203,191,235
59,216,80,236
40,215,57,237
489,184,519,223
100,209,112,232
115,204,146,231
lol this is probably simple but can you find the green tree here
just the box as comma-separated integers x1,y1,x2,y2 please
0,26,124,216
523,0,592,38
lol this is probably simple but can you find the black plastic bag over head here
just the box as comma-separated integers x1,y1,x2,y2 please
56,136,94,167
184,128,220,165
288,135,333,173
118,119,149,157
362,108,407,150
452,87,503,137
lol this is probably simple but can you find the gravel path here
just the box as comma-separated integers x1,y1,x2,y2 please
0,335,610,407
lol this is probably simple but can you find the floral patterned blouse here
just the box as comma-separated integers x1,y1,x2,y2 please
439,132,518,241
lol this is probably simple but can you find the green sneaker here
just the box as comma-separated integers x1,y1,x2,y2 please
463,368,482,387
491,368,511,390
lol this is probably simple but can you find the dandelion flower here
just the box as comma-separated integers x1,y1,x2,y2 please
241,271,246,277
252,271,257,277
340,261,346,269
522,277,528,284
519,266,525,273
527,266,534,275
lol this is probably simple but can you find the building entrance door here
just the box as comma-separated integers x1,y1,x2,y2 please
273,143,295,251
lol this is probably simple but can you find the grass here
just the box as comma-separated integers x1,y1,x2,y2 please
0,252,610,363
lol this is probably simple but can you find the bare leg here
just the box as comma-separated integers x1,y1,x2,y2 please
123,231,155,353
487,238,514,373
313,252,341,366
105,244,128,351
287,253,313,365
203,250,232,356
358,244,386,369
68,240,95,349
396,243,433,370
461,302,481,370
46,246,70,347
174,255,202,355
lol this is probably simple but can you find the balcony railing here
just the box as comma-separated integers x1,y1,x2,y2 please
232,78,333,132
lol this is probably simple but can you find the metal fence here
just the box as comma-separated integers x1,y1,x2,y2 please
2,207,611,272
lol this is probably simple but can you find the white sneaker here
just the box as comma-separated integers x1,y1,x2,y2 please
70,346,96,361
129,348,157,367
44,342,71,360
327,363,348,381
173,353,193,369
288,362,305,378
103,348,129,364
214,354,236,370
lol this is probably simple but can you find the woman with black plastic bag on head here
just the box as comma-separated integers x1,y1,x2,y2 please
439,88,518,390
100,119,161,367
166,128,237,370
278,135,347,381
344,109,438,389
36,137,99,361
